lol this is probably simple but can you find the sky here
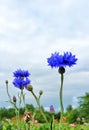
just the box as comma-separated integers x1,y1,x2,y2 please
0,0,89,112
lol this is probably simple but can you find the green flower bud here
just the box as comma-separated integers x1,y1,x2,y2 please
58,67,65,74
5,80,8,84
27,84,33,91
39,90,43,96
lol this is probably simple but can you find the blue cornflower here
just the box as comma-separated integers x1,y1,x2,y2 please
13,69,31,89
13,69,30,78
47,52,78,68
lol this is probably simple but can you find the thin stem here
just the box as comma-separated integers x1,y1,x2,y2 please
59,73,64,130
60,73,64,117
31,91,48,123
18,89,25,110
6,83,14,105
26,123,29,130
50,114,54,130
6,83,20,130
50,120,52,130
21,89,26,108
18,89,27,129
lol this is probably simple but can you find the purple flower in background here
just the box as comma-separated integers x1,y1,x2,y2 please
50,105,55,113
13,69,31,89
13,96,17,102
47,52,78,68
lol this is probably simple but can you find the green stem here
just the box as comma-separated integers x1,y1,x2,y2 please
26,123,29,130
21,89,26,108
59,73,64,130
31,91,48,123
6,83,20,130
50,114,54,130
50,120,52,130
18,89,26,110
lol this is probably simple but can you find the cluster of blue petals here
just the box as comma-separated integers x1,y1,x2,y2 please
13,69,30,77
47,52,78,68
13,69,31,89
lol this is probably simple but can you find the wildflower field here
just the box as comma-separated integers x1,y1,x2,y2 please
1,120,89,130
0,52,89,130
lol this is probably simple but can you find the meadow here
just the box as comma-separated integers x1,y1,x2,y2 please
1,120,89,130
1,52,89,130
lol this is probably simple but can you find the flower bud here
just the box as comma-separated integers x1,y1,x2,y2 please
39,90,43,96
5,80,8,84
50,105,55,114
58,67,65,74
13,96,17,103
27,84,33,91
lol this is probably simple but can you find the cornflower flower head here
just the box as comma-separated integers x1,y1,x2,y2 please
13,69,30,78
13,69,31,89
47,52,78,68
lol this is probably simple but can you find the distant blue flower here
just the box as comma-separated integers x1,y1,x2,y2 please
47,52,78,68
13,69,31,89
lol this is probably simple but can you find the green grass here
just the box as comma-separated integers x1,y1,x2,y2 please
1,121,89,130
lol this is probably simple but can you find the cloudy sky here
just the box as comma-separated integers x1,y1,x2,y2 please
0,0,89,112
